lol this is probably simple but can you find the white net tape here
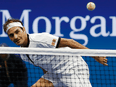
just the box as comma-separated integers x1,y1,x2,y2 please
0,47,116,56
0,47,116,87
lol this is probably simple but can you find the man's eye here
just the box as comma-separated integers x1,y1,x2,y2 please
15,30,19,34
9,34,14,37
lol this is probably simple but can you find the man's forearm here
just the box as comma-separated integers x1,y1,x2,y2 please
58,38,88,49
58,38,108,66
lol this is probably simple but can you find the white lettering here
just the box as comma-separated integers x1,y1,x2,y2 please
0,9,116,46
70,16,90,45
109,16,116,36
0,9,31,37
52,17,69,37
20,9,31,33
90,16,110,37
0,10,11,37
33,16,51,33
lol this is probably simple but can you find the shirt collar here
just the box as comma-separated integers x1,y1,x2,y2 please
25,34,30,47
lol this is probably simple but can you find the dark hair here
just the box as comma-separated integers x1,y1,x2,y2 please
3,18,23,33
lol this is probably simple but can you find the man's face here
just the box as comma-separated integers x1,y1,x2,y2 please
7,26,27,46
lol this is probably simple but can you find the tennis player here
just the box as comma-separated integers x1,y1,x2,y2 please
3,19,108,87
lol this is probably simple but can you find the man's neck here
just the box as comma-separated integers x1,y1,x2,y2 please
21,34,30,47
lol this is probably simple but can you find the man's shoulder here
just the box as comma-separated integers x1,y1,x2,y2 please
29,32,50,37
29,33,51,41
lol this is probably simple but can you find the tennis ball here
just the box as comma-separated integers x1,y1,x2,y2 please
87,2,96,11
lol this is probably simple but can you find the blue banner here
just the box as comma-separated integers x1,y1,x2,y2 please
0,0,116,87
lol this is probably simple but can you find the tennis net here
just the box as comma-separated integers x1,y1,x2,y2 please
0,47,115,87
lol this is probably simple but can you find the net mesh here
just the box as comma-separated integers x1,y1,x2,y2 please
0,47,116,87
84,56,116,87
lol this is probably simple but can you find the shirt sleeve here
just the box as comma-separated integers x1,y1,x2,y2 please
43,33,60,48
29,33,61,48
56,37,61,48
31,33,60,48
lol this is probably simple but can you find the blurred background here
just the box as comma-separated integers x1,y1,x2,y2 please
0,0,116,87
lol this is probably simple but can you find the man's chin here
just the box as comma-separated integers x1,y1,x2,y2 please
15,42,21,46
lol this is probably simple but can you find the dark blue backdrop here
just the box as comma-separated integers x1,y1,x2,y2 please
0,0,116,87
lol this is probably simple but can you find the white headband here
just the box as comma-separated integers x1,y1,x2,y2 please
6,22,23,33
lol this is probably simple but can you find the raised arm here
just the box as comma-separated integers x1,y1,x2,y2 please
58,38,88,49
58,38,108,66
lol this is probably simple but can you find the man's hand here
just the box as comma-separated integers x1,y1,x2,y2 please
92,56,108,66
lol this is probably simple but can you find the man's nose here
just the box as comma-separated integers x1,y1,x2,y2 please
14,34,18,39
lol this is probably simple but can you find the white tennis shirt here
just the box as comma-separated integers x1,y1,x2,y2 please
20,33,92,87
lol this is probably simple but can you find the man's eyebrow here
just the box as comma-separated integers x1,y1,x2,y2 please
15,29,19,32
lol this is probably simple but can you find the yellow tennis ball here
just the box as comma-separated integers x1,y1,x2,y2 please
87,2,96,11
